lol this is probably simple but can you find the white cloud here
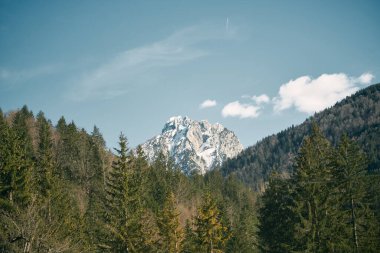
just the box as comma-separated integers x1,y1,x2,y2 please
251,94,270,105
222,101,261,119
69,25,234,101
273,72,374,114
200,99,217,109
356,72,374,84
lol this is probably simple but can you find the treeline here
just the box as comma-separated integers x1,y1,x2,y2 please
258,125,380,252
221,83,380,191
0,106,258,252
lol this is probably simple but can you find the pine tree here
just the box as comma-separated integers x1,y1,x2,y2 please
182,219,196,253
158,192,183,253
104,133,130,252
35,112,55,220
258,174,295,253
227,193,258,253
104,134,154,252
12,106,34,159
194,192,229,253
0,109,31,208
291,124,333,252
147,151,170,212
83,126,109,251
331,134,379,252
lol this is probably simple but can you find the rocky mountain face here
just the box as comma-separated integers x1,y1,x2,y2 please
141,116,243,175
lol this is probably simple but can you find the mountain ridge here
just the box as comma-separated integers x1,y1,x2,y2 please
221,83,380,191
141,116,243,175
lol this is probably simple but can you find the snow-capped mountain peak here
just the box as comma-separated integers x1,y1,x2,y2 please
141,116,243,175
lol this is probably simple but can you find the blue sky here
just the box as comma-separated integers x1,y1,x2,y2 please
1,0,379,149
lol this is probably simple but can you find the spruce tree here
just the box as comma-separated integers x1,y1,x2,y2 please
182,219,196,253
157,192,183,253
194,192,228,253
331,134,379,252
104,134,154,252
227,193,258,253
35,112,54,219
258,174,295,253
104,133,130,252
83,126,109,251
0,109,31,208
291,124,333,252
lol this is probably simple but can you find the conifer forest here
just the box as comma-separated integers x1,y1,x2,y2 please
1,86,380,253
2,0,380,251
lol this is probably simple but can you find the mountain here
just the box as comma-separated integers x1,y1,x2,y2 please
221,83,380,191
141,116,243,175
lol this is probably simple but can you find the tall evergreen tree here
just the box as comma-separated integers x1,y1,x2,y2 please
194,192,229,253
0,109,31,208
104,134,155,252
157,192,183,253
227,193,258,253
258,175,295,253
182,219,196,253
291,124,333,252
331,134,380,252
35,112,54,219
103,133,130,252
83,126,109,251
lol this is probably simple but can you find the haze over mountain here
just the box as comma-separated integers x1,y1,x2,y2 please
141,116,243,175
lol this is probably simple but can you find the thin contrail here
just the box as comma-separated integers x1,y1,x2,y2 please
226,17,229,31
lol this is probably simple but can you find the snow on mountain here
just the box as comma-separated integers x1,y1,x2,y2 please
141,116,243,175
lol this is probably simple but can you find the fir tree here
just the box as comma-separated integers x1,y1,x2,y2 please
0,110,31,208
182,219,196,253
157,192,183,253
83,126,109,251
104,134,154,252
331,134,379,252
258,174,295,253
227,193,258,253
194,192,229,253
104,133,130,252
35,112,54,220
291,124,333,252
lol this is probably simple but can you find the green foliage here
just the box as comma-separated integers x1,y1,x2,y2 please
258,175,295,253
194,192,230,253
222,83,380,190
330,134,380,252
1,108,84,252
291,125,334,252
226,193,259,253
0,109,32,209
182,219,196,253
258,126,380,253
157,192,183,253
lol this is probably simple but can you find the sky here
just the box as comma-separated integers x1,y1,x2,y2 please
1,0,379,149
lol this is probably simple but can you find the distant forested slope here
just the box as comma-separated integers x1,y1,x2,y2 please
221,83,380,191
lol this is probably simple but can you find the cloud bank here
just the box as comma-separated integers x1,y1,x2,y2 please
221,72,374,119
200,99,217,109
273,72,374,114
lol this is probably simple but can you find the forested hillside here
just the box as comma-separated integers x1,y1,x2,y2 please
258,125,380,252
1,103,379,252
0,106,257,252
221,83,380,191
